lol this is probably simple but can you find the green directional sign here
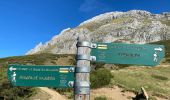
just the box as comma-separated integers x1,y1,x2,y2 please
8,65,74,88
91,43,165,66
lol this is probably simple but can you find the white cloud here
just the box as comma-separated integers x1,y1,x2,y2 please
79,0,108,13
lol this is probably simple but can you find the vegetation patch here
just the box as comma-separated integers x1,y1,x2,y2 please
112,17,130,24
111,67,170,98
0,53,75,100
151,74,168,81
0,53,75,65
53,88,73,99
94,96,107,100
78,22,104,31
91,68,113,89
161,20,170,26
0,80,36,100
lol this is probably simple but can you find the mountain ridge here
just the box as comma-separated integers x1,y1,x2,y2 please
26,10,170,55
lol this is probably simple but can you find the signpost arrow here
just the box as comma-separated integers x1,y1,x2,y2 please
91,43,165,66
8,65,75,88
154,47,163,51
9,67,17,71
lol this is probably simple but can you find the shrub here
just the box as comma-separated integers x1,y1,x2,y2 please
151,74,168,80
90,68,113,89
53,88,72,95
114,64,130,69
94,96,107,100
0,81,35,100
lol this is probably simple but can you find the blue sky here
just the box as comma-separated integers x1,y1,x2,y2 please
0,0,170,58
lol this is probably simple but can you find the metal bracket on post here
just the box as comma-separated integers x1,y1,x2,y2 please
69,67,75,72
77,41,97,48
74,81,90,95
75,67,91,73
77,55,91,61
68,81,74,88
77,55,96,61
91,56,96,61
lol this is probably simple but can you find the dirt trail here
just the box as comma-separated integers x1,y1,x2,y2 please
37,87,135,100
32,86,135,100
38,87,67,100
31,87,167,100
91,86,135,100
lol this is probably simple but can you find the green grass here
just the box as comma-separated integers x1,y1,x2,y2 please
108,39,170,99
0,53,75,100
0,53,75,65
111,67,170,98
94,96,107,100
91,68,113,89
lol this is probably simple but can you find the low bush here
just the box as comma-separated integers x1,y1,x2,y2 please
0,80,35,100
90,68,113,89
94,96,107,100
151,74,168,81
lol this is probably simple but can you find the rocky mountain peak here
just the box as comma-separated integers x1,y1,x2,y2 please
26,10,170,55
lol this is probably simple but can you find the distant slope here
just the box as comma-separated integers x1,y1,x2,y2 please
0,54,75,66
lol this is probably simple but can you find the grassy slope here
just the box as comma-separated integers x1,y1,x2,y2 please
111,40,170,99
0,54,75,99
0,40,169,99
112,66,170,99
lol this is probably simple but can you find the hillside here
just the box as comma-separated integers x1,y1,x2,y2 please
26,10,170,55
0,54,75,100
0,40,169,99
